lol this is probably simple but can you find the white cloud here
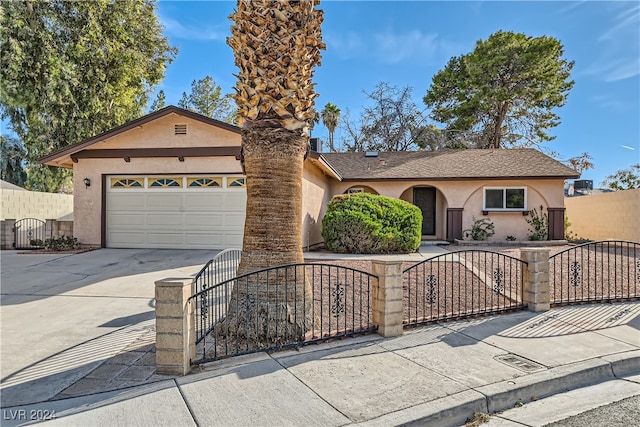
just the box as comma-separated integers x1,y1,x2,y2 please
324,32,366,60
603,60,640,82
326,28,452,66
374,29,439,64
159,15,227,41
620,145,636,151
599,4,639,42
590,94,627,110
557,0,589,14
586,4,640,82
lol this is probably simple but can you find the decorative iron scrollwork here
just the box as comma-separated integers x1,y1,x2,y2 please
425,275,437,304
570,261,581,286
201,292,209,319
493,267,504,293
330,283,345,318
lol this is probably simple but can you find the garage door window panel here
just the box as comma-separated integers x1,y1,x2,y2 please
228,177,246,187
188,177,222,187
149,177,183,188
111,178,144,188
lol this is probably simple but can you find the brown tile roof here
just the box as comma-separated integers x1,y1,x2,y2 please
320,149,580,181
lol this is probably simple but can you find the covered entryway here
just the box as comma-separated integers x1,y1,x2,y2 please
106,175,246,249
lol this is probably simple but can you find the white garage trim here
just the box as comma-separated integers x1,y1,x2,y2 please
106,175,246,249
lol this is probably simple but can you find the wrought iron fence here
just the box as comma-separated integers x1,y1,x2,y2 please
189,263,377,364
193,248,242,294
403,250,527,327
14,218,47,250
550,240,640,305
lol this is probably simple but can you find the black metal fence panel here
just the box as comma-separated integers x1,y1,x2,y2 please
550,240,640,305
193,248,242,294
14,218,47,250
403,250,527,327
189,262,377,364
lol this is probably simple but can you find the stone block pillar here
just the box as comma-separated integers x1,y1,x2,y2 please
45,219,55,240
155,278,195,375
371,260,404,337
1,219,16,249
520,248,551,312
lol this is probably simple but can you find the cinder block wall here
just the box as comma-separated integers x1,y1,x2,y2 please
0,220,15,249
564,189,640,241
0,188,73,221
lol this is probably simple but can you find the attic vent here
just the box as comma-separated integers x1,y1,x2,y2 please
174,124,187,135
365,151,378,157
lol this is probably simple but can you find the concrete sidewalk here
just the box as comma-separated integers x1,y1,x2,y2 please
2,302,638,427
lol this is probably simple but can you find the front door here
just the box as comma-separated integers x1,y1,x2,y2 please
413,187,436,235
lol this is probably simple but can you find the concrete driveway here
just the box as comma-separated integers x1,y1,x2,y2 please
0,248,217,407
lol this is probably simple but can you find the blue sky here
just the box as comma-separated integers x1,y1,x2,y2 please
155,0,639,187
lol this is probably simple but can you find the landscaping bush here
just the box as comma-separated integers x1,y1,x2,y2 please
44,236,80,251
321,193,422,254
462,217,495,241
526,206,548,241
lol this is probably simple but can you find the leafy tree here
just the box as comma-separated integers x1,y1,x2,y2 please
0,0,176,192
149,90,166,112
178,76,235,123
342,82,442,152
320,102,340,152
601,164,640,190
565,152,594,175
307,109,320,136
0,135,27,187
424,30,575,149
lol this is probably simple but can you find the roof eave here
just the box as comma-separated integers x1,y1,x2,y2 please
340,174,580,181
307,151,342,180
39,106,241,165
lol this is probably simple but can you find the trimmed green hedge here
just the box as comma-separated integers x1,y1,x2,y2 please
321,193,422,254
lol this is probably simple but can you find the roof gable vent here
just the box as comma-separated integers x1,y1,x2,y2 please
174,124,187,135
365,151,378,158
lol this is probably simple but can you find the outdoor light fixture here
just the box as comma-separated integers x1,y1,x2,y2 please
83,177,91,189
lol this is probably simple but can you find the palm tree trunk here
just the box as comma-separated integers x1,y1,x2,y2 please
223,127,313,345
238,128,306,270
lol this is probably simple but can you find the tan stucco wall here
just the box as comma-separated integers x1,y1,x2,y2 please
459,179,560,241
302,161,331,248
329,178,566,241
0,188,73,221
96,113,241,149
564,189,640,241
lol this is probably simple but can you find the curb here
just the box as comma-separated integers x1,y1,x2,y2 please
354,351,640,427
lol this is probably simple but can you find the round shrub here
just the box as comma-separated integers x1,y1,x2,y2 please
321,193,422,254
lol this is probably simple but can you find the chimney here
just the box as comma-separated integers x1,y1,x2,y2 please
310,137,320,152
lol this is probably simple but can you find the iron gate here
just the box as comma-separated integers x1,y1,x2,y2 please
550,240,640,305
14,218,47,250
403,250,527,327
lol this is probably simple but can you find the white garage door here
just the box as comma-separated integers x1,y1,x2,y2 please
106,175,246,249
